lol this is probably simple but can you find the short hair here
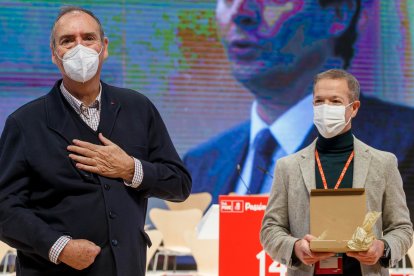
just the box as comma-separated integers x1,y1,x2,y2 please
50,6,105,49
319,0,361,69
314,69,360,101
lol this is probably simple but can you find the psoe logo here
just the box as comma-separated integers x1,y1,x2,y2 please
220,200,244,213
245,202,267,211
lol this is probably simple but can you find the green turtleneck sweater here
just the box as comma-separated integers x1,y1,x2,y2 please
315,130,354,189
314,130,362,276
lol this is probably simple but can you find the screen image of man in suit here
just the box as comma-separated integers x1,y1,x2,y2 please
260,69,413,276
0,6,191,276
183,0,414,221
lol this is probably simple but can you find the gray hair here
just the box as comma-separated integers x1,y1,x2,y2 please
50,6,105,49
314,69,360,101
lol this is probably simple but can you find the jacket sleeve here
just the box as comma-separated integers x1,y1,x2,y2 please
381,153,413,267
134,100,192,202
0,116,62,260
260,160,303,270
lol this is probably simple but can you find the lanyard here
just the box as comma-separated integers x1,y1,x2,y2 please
315,150,354,190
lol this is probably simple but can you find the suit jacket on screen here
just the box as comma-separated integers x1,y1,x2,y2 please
0,80,191,276
260,137,413,276
184,95,414,221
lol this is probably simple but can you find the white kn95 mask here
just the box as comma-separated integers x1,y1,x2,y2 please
56,44,102,83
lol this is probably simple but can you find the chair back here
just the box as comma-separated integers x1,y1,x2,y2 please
185,230,218,276
0,241,16,273
165,192,212,214
0,242,11,262
145,230,163,270
149,208,202,249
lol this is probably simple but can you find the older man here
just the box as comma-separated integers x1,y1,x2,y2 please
260,69,412,276
0,6,191,276
184,0,414,222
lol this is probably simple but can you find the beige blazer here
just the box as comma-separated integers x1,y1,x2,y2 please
260,137,413,276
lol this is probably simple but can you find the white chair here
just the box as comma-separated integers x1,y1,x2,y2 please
150,208,202,272
145,230,163,271
165,192,212,214
0,241,16,274
0,242,11,263
185,230,218,276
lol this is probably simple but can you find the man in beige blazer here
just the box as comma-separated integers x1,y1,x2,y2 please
261,69,413,276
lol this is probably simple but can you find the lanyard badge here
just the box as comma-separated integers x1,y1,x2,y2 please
315,254,343,274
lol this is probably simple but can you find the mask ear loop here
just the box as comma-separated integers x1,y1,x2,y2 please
344,101,355,126
96,44,104,56
54,48,64,62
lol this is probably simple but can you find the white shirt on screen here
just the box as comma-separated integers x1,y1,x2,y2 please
234,94,314,194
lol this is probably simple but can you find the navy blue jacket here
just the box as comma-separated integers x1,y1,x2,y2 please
184,95,414,220
0,80,191,276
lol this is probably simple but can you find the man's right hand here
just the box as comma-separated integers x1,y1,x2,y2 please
294,234,335,265
58,239,101,270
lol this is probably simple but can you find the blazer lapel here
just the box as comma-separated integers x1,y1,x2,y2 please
297,136,371,193
298,136,372,191
352,137,371,188
45,80,81,144
98,82,121,139
46,81,121,144
299,139,317,194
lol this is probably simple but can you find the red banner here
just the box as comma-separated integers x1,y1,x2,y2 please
219,195,287,276
218,195,414,276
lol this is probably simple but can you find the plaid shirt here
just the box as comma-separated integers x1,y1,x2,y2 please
60,83,101,131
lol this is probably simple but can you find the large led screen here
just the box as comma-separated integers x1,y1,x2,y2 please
1,0,414,219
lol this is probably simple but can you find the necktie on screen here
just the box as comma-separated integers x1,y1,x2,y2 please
249,128,277,194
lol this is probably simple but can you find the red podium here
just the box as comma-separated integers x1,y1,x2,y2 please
219,195,287,276
218,195,414,276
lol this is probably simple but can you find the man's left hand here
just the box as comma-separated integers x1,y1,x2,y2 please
346,239,385,265
67,133,135,181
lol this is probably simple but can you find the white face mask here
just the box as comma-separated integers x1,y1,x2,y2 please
313,102,354,139
56,44,102,83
